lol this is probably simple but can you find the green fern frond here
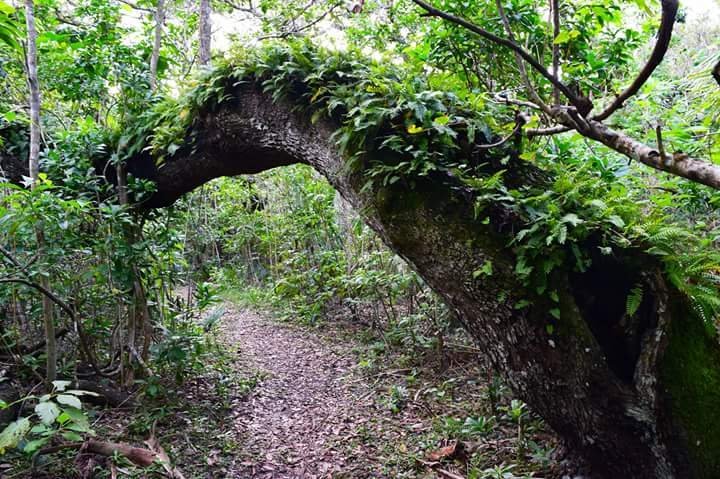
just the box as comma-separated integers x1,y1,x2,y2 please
626,284,644,317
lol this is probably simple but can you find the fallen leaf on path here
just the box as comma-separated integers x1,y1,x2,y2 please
426,441,459,462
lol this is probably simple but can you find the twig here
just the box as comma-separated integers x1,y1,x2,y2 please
495,0,551,115
656,124,666,164
475,118,523,151
593,0,679,121
526,124,572,137
0,278,75,319
0,245,36,276
436,468,466,479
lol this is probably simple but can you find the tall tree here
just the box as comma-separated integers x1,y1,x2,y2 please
149,0,165,91
198,0,211,65
24,0,56,383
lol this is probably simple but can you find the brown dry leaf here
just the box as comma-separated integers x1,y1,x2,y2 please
426,441,459,462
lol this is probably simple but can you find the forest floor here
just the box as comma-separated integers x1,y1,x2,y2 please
160,303,577,479
6,301,584,479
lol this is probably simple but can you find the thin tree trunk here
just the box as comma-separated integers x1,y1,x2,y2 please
149,0,165,91
198,0,211,66
550,0,560,104
25,0,56,383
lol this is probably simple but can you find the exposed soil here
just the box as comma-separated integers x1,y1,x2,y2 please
222,307,424,478
214,306,570,479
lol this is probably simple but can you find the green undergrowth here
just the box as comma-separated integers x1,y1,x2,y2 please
125,40,720,324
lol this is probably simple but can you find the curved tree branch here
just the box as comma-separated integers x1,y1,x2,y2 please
593,0,679,121
127,83,720,477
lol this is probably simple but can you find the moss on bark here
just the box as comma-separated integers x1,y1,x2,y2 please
660,301,720,478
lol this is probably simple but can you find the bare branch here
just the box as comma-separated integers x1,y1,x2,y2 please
0,278,76,321
578,117,720,189
475,114,524,151
411,0,586,112
593,0,679,121
116,0,153,13
493,93,543,111
256,2,341,41
495,0,552,115
526,124,572,137
0,245,25,270
656,124,666,164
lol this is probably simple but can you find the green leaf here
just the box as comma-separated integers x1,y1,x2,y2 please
626,285,644,316
35,401,60,425
514,299,531,310
407,124,424,134
56,394,82,409
553,30,579,44
60,407,90,431
561,213,583,226
61,431,83,442
23,437,50,454
522,115,540,130
473,261,493,278
607,215,625,228
0,1,15,15
0,417,31,454
433,115,450,126
631,0,652,14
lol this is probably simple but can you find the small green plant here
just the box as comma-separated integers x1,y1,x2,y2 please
501,399,529,461
384,384,408,414
480,463,519,479
461,416,496,437
0,381,95,455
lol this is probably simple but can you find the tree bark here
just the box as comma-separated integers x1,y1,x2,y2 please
149,0,165,91
128,84,720,478
198,0,211,66
25,0,56,384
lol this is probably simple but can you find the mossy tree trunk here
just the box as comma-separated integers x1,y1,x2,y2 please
127,85,720,478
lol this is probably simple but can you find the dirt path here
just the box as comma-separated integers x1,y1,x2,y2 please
221,307,420,479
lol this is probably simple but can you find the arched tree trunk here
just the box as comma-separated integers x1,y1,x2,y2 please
86,86,720,478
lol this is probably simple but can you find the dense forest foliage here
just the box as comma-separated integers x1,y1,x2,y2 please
1,0,719,477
